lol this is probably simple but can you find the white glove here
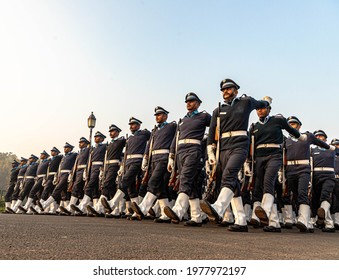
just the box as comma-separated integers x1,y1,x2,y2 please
205,160,211,176
117,165,124,176
99,168,103,180
278,170,283,184
298,133,307,141
207,144,216,165
141,156,148,171
244,162,252,177
238,170,243,181
167,155,174,173
82,169,87,181
330,145,336,151
67,173,73,183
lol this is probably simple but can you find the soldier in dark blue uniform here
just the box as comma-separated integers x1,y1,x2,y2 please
19,150,50,213
131,106,177,222
331,138,339,230
164,93,211,226
30,147,62,213
8,154,39,213
249,99,306,232
87,126,125,216
37,143,77,214
200,78,269,232
3,160,20,212
9,157,28,210
59,137,90,215
101,117,151,215
72,131,106,215
282,116,331,232
311,130,338,232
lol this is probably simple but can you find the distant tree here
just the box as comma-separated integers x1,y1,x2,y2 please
0,152,18,191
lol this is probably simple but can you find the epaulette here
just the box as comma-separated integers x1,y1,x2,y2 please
240,94,248,99
201,110,207,114
118,136,125,140
171,120,177,124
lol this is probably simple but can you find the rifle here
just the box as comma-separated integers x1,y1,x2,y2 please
168,119,181,190
282,142,288,196
141,125,156,185
209,103,221,182
83,147,93,190
308,149,313,199
99,147,108,190
67,154,79,192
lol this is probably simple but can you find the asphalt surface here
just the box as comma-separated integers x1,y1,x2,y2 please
1,213,339,260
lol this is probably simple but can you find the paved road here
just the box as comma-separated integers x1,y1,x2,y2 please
1,214,339,260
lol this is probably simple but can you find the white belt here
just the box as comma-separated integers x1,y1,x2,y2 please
287,160,310,165
106,159,120,164
256,143,281,149
335,175,339,179
92,161,104,166
126,154,143,159
37,174,46,178
178,139,201,145
25,176,35,179
151,149,170,155
48,172,57,175
60,169,71,173
77,165,87,169
18,176,24,179
314,167,335,172
221,130,247,138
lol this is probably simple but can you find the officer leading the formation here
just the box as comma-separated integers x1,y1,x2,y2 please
4,160,20,212
201,78,269,232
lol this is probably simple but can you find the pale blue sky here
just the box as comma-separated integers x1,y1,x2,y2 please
1,0,338,157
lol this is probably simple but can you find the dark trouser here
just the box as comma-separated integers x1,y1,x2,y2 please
220,147,248,196
101,164,120,199
311,173,335,217
242,189,252,206
334,179,339,213
148,159,170,199
51,173,69,201
120,163,142,199
286,172,310,206
41,176,55,201
84,166,101,199
11,180,23,201
252,153,282,202
5,182,16,202
28,178,44,199
71,170,86,199
19,180,35,201
177,148,202,199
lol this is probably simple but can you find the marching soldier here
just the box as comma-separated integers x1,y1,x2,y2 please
3,160,20,212
311,130,338,232
249,98,305,232
283,116,331,232
101,117,151,215
200,78,269,232
37,143,77,214
18,150,50,213
331,138,339,230
9,157,28,210
60,137,90,215
164,93,211,226
71,131,106,215
131,106,177,222
87,126,125,216
31,147,62,213
8,154,39,213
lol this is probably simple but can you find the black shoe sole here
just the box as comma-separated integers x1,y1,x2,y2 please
163,206,180,223
317,208,325,226
200,200,221,223
296,222,307,232
131,202,144,218
59,206,72,215
254,206,269,226
101,197,113,214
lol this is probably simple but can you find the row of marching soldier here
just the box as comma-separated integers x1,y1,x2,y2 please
3,78,339,233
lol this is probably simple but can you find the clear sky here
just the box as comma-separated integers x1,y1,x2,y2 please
1,0,338,157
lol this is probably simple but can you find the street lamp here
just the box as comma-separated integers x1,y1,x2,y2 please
87,112,96,145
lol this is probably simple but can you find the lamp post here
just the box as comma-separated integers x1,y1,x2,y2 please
87,112,96,146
